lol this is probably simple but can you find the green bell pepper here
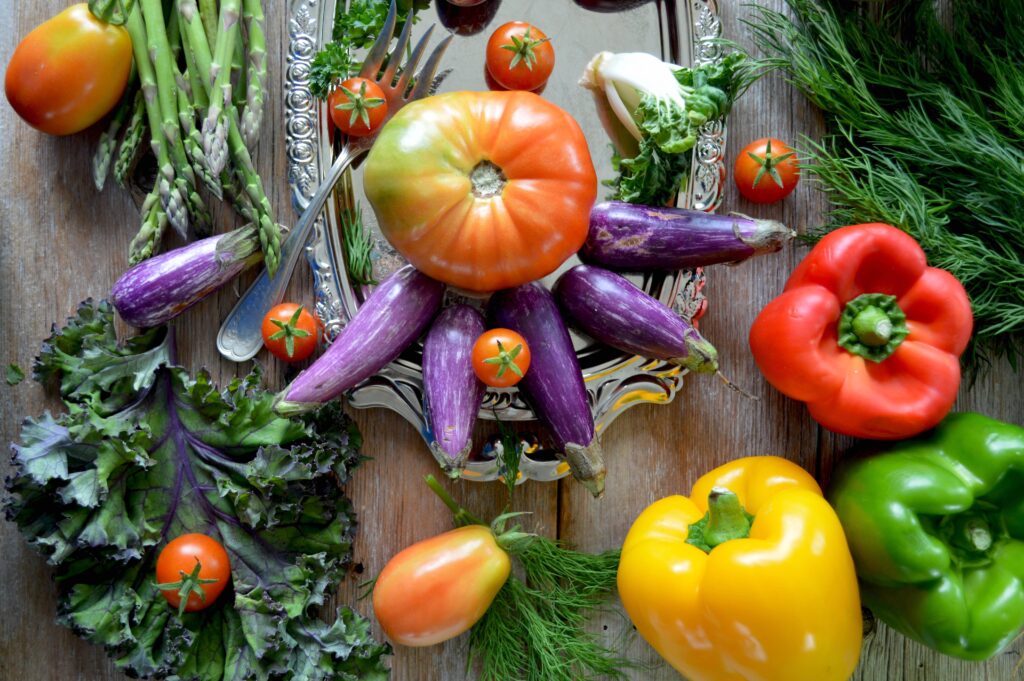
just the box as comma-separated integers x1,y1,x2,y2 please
829,412,1024,661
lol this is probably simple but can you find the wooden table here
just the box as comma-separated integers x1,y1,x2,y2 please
1,1,1021,679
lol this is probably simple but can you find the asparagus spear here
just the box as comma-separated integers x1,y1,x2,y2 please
114,91,147,189
241,0,267,149
94,65,139,191
125,6,185,243
178,0,281,276
201,0,240,178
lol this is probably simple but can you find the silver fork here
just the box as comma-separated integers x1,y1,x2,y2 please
216,0,452,362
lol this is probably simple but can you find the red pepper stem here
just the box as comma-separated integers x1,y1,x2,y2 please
424,474,485,527
837,293,909,362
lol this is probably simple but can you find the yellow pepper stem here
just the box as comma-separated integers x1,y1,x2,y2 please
685,487,754,553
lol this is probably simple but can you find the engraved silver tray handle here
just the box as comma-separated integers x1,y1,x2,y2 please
285,0,727,483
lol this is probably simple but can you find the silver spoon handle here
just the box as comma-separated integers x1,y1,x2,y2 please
216,144,363,362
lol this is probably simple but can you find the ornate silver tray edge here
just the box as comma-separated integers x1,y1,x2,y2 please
285,0,726,483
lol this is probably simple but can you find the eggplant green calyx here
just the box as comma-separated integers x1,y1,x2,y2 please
483,341,525,378
748,138,796,189
336,80,385,129
267,305,312,358
838,293,909,362
501,28,550,72
686,488,754,553
154,558,220,616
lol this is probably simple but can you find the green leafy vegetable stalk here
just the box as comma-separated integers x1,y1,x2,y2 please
747,0,1024,367
424,476,632,681
4,300,388,680
615,52,762,206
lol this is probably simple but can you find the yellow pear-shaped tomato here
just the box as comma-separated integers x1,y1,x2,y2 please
363,90,597,292
372,525,511,646
5,4,132,135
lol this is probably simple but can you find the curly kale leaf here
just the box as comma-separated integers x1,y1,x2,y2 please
5,300,388,681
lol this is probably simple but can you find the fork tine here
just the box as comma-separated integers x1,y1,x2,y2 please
393,25,435,95
380,10,415,88
358,0,397,79
409,34,454,99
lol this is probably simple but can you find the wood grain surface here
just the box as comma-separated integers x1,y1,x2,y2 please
1,1,1021,680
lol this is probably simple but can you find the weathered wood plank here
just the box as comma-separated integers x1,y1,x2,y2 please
0,1,1021,681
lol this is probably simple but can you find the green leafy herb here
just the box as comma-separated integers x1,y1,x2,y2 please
610,52,761,206
340,205,378,285
6,363,24,386
309,0,428,100
747,0,1024,367
5,300,388,680
424,476,633,680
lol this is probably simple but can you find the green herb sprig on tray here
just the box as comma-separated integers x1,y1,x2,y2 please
5,301,388,680
747,0,1024,368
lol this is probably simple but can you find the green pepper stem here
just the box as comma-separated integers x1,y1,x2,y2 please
851,306,893,346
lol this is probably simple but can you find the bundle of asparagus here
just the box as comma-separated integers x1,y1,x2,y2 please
92,0,280,276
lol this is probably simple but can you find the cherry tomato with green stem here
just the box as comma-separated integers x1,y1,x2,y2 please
734,138,800,204
261,303,321,362
471,328,531,388
328,77,387,137
5,4,133,135
155,533,231,615
485,22,554,92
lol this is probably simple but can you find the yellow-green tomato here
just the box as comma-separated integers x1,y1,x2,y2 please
5,4,132,135
372,525,511,647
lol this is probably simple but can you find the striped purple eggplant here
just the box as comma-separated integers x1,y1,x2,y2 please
488,282,606,497
554,264,718,374
422,304,487,473
110,226,261,328
581,200,793,270
275,265,446,415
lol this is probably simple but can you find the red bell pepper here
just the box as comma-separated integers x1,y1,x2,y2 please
749,223,972,439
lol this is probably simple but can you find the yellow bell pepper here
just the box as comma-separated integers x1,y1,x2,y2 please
618,456,862,681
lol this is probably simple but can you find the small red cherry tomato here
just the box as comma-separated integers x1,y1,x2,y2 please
485,22,554,92
373,525,511,646
261,303,321,362
155,533,231,614
328,77,387,136
734,137,800,204
471,328,531,388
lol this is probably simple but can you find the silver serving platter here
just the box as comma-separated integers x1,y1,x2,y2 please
285,0,726,483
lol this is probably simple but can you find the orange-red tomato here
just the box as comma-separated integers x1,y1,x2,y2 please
328,77,387,137
155,533,231,613
5,4,132,135
261,303,321,362
733,138,800,204
373,525,511,646
485,21,555,92
363,91,597,292
471,328,531,388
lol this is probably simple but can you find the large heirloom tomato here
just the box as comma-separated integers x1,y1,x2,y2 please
5,4,132,136
363,91,598,292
